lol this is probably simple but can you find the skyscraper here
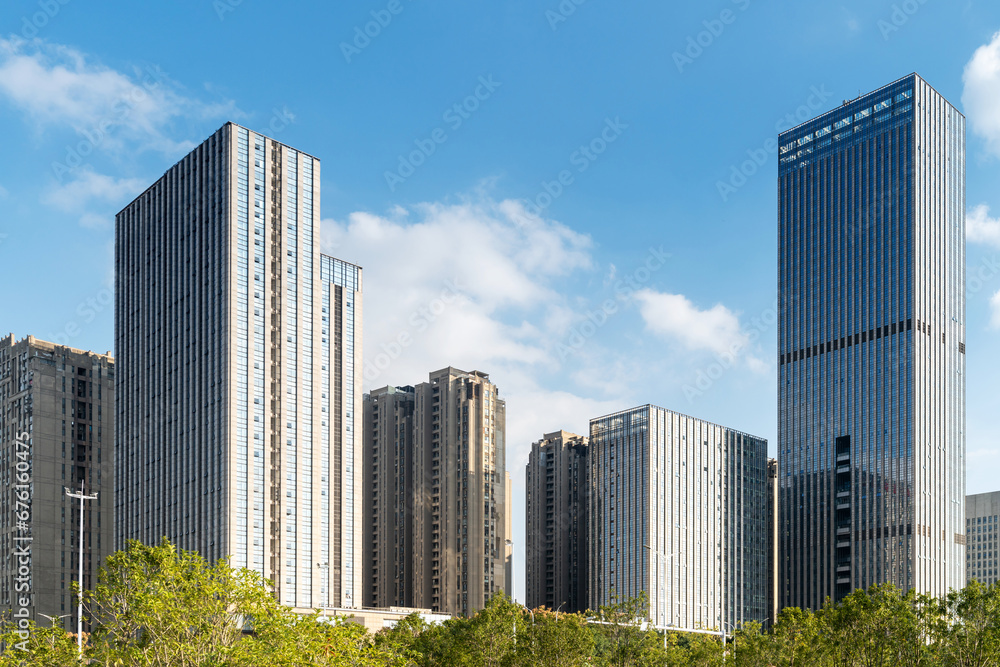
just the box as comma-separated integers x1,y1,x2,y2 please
778,74,965,609
525,430,589,613
364,367,509,616
0,334,114,633
588,405,768,631
965,492,1000,586
115,122,363,609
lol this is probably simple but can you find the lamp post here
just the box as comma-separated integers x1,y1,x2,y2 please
555,601,566,620
317,562,330,609
720,619,736,664
642,544,677,647
65,482,98,658
38,613,70,628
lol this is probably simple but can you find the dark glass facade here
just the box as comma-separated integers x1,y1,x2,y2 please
779,74,965,609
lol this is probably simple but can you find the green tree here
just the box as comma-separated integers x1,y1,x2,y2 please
84,538,280,666
931,580,1000,667
513,607,595,666
729,620,773,667
767,606,834,667
0,618,79,667
824,583,934,667
590,591,660,667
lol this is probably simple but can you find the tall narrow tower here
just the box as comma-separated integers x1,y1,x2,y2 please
778,74,965,609
115,123,363,609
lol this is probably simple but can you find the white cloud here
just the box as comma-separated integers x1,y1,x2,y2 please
968,204,1000,247
963,31,1000,158
0,37,237,156
44,170,146,214
321,194,593,390
991,290,1000,329
634,289,747,356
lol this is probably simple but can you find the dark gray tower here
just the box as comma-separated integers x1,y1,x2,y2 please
779,74,966,609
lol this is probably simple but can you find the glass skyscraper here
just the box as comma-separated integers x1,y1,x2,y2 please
778,74,965,609
588,405,768,632
115,123,363,609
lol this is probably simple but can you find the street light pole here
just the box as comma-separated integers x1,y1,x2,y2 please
642,544,677,648
65,482,98,658
317,562,330,608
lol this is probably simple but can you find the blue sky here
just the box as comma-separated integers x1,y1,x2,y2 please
3,0,1000,601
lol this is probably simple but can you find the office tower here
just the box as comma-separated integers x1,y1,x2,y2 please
778,74,965,609
0,334,114,633
363,385,416,609
525,430,589,613
115,123,363,609
766,459,778,626
365,367,508,616
588,405,768,631
966,492,1000,585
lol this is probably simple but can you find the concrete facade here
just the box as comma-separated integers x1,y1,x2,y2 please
966,492,1000,585
365,368,509,617
363,386,416,609
0,334,114,634
525,430,589,613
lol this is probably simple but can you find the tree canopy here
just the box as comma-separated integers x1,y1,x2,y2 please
2,540,999,666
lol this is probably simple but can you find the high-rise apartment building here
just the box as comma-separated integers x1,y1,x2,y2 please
966,492,1000,585
525,430,589,613
364,368,509,616
115,122,363,609
588,405,768,631
778,74,965,609
363,385,416,609
0,335,114,633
